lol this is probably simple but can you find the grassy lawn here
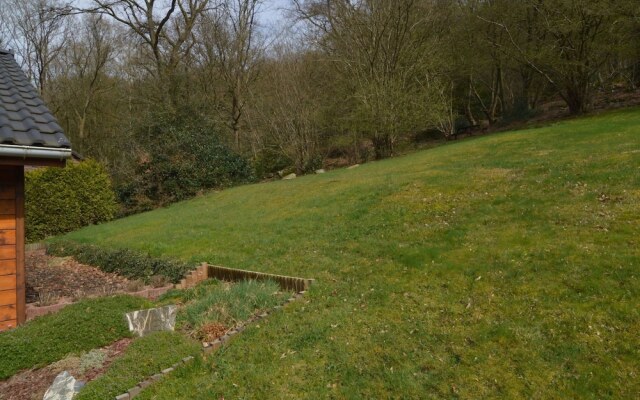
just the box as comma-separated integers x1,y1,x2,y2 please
0,295,149,380
58,108,640,398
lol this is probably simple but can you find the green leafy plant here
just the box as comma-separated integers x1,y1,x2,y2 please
46,241,191,283
75,332,200,400
0,295,149,380
25,160,118,242
117,112,255,214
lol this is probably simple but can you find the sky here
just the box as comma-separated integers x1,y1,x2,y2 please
260,0,290,26
70,0,292,45
72,0,289,26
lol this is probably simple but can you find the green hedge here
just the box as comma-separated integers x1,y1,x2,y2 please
46,241,192,283
25,160,118,242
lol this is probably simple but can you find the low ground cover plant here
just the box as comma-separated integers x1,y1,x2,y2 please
74,331,200,400
0,295,149,380
1,274,291,399
46,240,191,283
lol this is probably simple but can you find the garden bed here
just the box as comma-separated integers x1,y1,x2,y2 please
0,338,132,400
2,273,297,399
25,250,173,319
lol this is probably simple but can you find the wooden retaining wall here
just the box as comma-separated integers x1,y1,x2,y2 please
176,262,314,293
207,264,314,292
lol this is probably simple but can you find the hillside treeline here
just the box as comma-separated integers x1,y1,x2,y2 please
1,0,638,212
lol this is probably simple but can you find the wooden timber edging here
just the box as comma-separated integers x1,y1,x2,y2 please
176,262,315,293
205,263,314,293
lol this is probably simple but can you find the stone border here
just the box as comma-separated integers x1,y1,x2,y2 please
25,242,46,252
113,356,195,400
202,291,305,352
112,290,308,399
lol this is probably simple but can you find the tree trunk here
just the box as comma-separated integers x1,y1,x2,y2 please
372,134,393,160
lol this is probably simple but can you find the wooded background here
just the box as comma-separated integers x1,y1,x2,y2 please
1,0,638,213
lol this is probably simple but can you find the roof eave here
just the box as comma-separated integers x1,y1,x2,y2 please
0,144,72,160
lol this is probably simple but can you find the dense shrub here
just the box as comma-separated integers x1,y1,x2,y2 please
47,241,192,283
117,113,255,214
25,160,118,242
252,147,292,178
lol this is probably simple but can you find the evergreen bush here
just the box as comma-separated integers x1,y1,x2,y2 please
25,160,118,242
117,112,255,214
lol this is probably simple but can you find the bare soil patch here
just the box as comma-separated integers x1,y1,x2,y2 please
25,250,133,305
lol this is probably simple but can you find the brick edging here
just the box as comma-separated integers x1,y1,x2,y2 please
26,285,174,321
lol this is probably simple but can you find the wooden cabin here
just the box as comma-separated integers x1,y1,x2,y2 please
0,49,71,331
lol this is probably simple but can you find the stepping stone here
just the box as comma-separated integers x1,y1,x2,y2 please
43,371,84,400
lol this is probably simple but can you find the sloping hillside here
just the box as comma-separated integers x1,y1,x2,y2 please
60,108,640,399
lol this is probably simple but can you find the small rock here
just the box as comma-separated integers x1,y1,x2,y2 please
43,371,82,400
282,173,297,180
115,394,130,400
161,367,174,374
127,386,142,397
347,164,360,169
211,339,222,350
315,169,326,174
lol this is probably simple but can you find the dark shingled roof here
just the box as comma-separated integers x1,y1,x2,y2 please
0,49,70,148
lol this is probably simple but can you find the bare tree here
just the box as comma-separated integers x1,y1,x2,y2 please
196,0,264,152
294,0,449,158
55,15,116,148
250,45,323,174
84,0,212,105
3,0,71,97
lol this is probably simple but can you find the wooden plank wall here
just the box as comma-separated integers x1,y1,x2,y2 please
0,166,24,331
206,264,314,293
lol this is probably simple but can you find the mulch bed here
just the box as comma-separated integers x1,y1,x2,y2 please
25,250,133,304
0,252,162,399
0,338,132,400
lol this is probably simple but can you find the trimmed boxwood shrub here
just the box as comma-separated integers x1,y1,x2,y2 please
25,160,118,242
46,240,192,283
